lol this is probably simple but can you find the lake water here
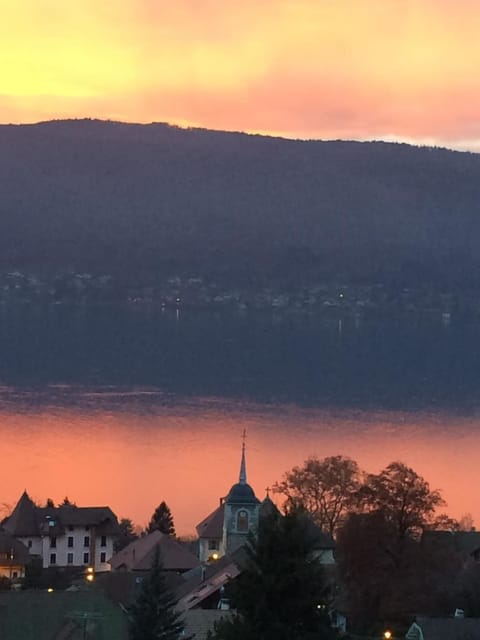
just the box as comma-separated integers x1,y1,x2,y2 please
1,304,480,534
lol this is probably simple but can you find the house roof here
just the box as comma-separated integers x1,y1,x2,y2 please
2,492,39,537
407,616,480,640
3,492,120,537
109,530,200,572
196,503,225,539
181,609,232,640
175,559,241,611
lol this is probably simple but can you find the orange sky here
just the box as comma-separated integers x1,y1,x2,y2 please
1,0,480,149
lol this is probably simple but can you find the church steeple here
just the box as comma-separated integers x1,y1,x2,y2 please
239,429,247,484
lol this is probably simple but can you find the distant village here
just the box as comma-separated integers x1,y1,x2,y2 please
1,444,480,639
0,269,471,319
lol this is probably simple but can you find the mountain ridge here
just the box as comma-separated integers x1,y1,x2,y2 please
1,119,479,287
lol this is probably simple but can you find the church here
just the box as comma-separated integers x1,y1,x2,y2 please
196,438,268,563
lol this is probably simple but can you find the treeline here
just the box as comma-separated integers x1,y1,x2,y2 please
1,119,480,288
275,456,478,634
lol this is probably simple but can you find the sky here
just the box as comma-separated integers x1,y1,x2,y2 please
1,0,480,150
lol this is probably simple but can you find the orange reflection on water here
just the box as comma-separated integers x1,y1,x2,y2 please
0,396,478,534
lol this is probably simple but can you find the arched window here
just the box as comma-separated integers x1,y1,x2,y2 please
237,510,249,532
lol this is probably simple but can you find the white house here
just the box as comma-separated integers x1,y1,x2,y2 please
2,491,119,572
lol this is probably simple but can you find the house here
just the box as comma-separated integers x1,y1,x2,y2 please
109,529,200,574
0,529,29,581
2,492,119,572
405,615,480,639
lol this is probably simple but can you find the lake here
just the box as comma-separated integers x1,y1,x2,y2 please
1,304,480,534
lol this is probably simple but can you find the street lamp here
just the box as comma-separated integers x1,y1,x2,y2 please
383,631,393,640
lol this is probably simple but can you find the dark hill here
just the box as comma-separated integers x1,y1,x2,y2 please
1,119,479,286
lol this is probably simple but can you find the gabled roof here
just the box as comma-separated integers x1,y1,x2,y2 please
175,558,241,611
3,492,120,537
2,492,39,537
110,530,200,572
196,504,225,539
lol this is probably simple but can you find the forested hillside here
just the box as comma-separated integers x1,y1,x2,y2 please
1,119,479,286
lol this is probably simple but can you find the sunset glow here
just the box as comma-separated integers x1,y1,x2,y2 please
2,0,480,149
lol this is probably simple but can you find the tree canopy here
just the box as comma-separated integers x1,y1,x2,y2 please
129,547,189,640
146,501,176,537
273,455,361,537
209,508,336,640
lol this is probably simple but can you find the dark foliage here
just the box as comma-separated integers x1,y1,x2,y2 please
128,547,189,640
147,502,176,537
209,508,335,640
1,120,480,288
114,518,139,553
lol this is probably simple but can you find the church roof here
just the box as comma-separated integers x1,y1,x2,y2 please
226,482,260,505
196,503,225,539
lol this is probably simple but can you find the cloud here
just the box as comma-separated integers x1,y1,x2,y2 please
1,0,480,149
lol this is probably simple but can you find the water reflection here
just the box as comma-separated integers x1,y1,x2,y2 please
0,386,478,534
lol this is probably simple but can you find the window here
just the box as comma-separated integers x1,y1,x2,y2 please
27,540,32,549
67,536,74,548
50,553,56,565
100,535,107,547
208,539,219,550
237,510,249,532
100,552,106,563
67,553,74,565
83,552,89,564
50,536,56,548
84,536,90,548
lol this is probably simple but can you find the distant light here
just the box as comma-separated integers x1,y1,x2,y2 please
47,587,54,593
211,553,219,561
87,567,94,574
86,574,94,582
384,631,393,639
339,293,344,298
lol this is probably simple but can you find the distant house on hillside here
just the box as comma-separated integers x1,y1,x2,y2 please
2,492,119,572
110,529,200,574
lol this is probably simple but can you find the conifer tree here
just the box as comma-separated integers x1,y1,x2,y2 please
209,508,335,640
129,546,189,640
147,501,176,536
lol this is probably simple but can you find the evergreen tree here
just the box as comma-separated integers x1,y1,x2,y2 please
209,508,336,640
147,501,176,536
115,517,139,552
129,546,189,640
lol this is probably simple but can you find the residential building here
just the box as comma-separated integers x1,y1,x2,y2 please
0,529,29,580
2,492,119,572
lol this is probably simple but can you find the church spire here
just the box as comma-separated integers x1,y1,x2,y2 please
239,429,247,484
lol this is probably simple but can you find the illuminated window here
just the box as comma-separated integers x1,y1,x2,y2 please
237,510,249,532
